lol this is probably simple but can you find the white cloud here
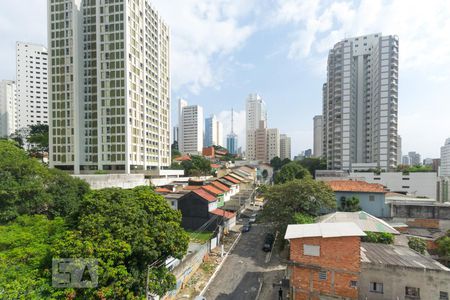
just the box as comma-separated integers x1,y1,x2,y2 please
216,109,246,149
152,0,257,94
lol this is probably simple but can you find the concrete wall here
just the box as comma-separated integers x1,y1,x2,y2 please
335,192,390,218
360,263,450,300
73,174,147,189
392,204,450,220
349,172,437,199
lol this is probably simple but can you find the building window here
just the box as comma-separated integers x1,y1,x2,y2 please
440,292,449,300
303,244,320,256
402,186,410,189
319,271,327,281
405,287,420,298
370,282,383,293
350,280,358,288
369,195,375,201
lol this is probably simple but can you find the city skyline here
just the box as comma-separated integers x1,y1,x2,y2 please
1,0,450,158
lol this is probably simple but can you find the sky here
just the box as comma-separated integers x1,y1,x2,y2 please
1,0,449,158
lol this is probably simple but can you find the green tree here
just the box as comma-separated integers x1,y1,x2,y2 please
181,155,212,176
293,213,315,224
0,215,67,299
0,140,90,223
269,156,283,171
262,169,268,180
260,179,336,233
437,236,450,258
408,237,427,254
171,141,181,158
339,196,361,212
53,186,189,298
361,231,394,244
274,161,311,184
298,157,327,178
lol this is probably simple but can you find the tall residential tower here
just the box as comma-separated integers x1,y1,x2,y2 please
313,115,323,157
323,33,399,171
246,93,267,160
0,81,16,137
48,0,171,174
15,42,49,130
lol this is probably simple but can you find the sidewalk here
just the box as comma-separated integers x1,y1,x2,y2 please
175,227,241,299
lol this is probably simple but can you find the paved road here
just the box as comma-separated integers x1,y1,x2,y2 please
203,223,286,300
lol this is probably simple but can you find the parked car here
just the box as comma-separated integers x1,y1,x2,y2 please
242,223,252,232
248,213,257,223
262,233,275,252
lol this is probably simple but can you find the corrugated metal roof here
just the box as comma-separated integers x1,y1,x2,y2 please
201,185,223,196
211,181,230,192
223,176,240,184
361,242,450,271
210,208,236,219
317,211,399,234
284,222,366,240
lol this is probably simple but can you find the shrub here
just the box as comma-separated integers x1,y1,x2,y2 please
408,237,427,254
362,231,394,244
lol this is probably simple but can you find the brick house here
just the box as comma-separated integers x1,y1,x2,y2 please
285,223,366,300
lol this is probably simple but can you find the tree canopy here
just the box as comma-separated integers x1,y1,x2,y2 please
339,196,361,212
181,155,212,176
0,140,90,223
53,186,189,298
260,179,336,233
297,157,327,178
274,161,312,184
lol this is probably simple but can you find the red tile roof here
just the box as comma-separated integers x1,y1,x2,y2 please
211,164,221,169
184,185,202,191
193,189,217,202
201,185,223,196
210,208,236,219
327,180,387,193
174,155,191,161
224,175,240,184
155,187,171,193
229,173,245,181
211,181,230,192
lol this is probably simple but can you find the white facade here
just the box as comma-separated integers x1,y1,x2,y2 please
48,0,171,174
313,115,323,157
280,134,291,160
246,93,267,160
441,138,450,177
397,135,402,166
0,80,16,137
323,33,399,171
349,172,437,199
15,42,48,130
204,115,223,147
180,104,203,154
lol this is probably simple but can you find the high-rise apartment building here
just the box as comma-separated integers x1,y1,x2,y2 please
440,138,450,177
204,115,223,147
313,115,323,157
267,128,280,161
252,120,279,163
0,80,16,137
227,133,238,155
15,42,49,130
246,93,267,160
408,151,421,166
48,0,171,174
179,104,203,154
280,134,291,160
323,33,399,171
397,135,402,166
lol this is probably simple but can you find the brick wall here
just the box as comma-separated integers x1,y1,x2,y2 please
406,218,440,229
289,236,360,299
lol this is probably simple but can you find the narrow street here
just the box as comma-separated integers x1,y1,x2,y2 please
203,223,287,300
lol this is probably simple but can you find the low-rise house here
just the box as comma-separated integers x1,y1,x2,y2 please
285,223,450,300
285,223,366,300
360,243,450,299
178,189,218,231
160,193,186,210
210,180,231,202
201,185,225,207
317,211,399,235
218,177,240,195
209,208,236,230
327,180,390,218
